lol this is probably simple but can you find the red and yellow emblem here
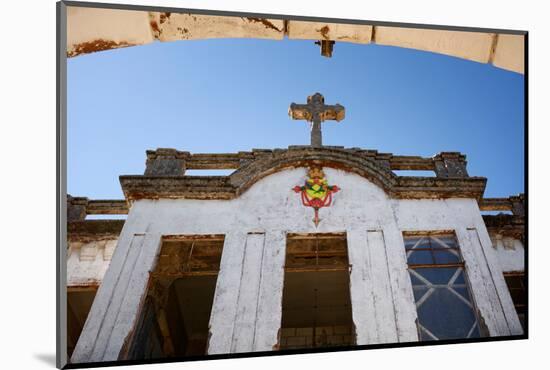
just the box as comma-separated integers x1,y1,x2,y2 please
293,167,340,227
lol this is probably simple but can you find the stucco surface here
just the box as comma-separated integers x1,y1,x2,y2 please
71,168,522,363
492,237,525,272
67,240,118,287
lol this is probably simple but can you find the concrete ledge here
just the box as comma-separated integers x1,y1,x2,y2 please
68,220,126,242
483,214,525,241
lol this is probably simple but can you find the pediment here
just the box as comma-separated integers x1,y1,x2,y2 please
120,147,486,201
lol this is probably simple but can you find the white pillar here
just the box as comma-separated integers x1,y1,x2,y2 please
347,228,377,345
71,232,162,363
474,227,523,335
347,228,404,345
382,224,421,342
252,230,286,351
456,227,523,336
230,233,267,353
208,231,286,354
207,231,247,354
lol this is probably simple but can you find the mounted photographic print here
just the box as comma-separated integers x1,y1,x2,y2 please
57,1,527,368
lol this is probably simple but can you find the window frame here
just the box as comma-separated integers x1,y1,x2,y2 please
403,231,484,341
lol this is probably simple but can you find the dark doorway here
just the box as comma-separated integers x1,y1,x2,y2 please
503,272,526,332
127,235,224,360
67,286,98,359
279,233,356,350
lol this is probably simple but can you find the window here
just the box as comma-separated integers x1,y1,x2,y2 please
503,272,526,332
128,236,225,359
279,233,355,350
404,233,482,341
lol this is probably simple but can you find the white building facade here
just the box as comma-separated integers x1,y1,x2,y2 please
66,146,526,364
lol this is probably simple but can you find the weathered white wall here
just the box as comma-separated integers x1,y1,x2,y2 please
67,240,117,287
72,167,523,363
393,199,523,336
490,235,525,272
71,231,162,364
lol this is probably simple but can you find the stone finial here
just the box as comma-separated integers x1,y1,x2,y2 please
509,193,525,216
144,148,189,176
433,152,469,178
289,93,345,147
67,195,88,221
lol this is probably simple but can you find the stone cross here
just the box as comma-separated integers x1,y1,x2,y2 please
288,93,345,147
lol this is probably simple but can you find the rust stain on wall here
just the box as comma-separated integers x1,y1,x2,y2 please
245,17,282,32
159,12,172,24
150,20,160,34
317,25,330,40
68,39,133,57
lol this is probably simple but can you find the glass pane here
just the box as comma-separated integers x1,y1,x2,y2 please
416,288,478,340
432,236,457,249
409,271,427,286
405,237,423,250
413,286,430,301
420,327,436,341
433,250,460,264
468,325,481,338
407,250,433,265
414,267,458,285
454,270,466,284
452,286,471,301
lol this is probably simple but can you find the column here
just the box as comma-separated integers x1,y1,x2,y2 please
347,228,400,345
207,231,286,354
71,232,162,363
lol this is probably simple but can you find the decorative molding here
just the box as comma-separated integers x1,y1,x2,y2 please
79,242,100,262
68,220,125,242
483,214,525,242
120,147,487,201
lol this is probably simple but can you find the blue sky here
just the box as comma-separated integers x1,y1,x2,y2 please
68,36,524,200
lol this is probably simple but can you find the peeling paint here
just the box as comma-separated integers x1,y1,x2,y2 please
245,17,282,32
159,12,172,24
123,148,486,201
477,309,490,337
71,164,522,359
68,39,133,57
150,20,160,35
318,25,330,40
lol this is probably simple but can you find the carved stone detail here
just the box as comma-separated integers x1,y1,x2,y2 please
433,152,469,178
67,195,88,221
122,147,487,201
509,194,525,216
79,242,100,261
144,148,189,176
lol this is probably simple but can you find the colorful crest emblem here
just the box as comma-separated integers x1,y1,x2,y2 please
293,167,340,227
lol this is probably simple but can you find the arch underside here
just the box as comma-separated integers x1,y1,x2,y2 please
67,6,524,74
